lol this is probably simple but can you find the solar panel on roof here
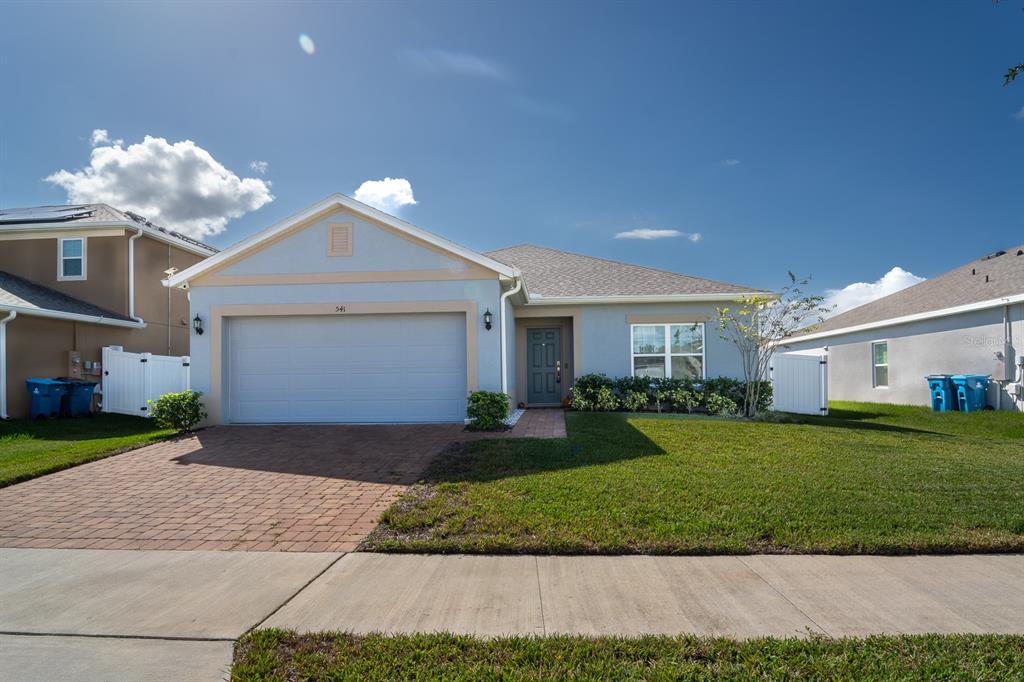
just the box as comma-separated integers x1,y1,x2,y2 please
0,205,94,224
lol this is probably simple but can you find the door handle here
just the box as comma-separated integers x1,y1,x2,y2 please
556,360,561,383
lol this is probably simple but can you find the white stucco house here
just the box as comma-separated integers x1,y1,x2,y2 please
163,193,767,424
784,246,1024,412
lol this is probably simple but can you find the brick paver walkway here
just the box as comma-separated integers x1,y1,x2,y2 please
0,410,565,553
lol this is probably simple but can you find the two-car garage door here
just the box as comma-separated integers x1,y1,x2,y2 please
226,313,467,423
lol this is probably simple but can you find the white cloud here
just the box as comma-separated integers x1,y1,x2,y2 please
90,129,122,147
353,177,417,214
298,34,315,55
823,266,926,317
403,49,509,80
614,228,701,242
720,159,741,167
250,160,269,174
47,133,274,239
1014,106,1024,121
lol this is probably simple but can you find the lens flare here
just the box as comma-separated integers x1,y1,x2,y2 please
298,34,315,55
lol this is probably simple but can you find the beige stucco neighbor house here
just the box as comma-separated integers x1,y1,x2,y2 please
163,193,767,425
784,246,1024,412
0,205,217,418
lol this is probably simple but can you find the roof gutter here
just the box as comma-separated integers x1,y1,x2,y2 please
525,292,773,306
499,277,523,395
789,293,1024,344
0,304,146,328
128,227,145,325
1,310,16,419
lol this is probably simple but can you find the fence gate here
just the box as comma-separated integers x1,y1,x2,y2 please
101,346,191,416
770,353,828,416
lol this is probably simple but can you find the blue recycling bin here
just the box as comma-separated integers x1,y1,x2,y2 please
25,378,67,419
60,379,98,417
950,375,989,413
926,375,954,412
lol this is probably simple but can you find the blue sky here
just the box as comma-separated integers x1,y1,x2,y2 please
1,1,1020,308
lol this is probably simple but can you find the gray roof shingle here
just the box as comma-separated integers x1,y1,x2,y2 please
802,245,1024,336
0,271,133,321
485,244,765,298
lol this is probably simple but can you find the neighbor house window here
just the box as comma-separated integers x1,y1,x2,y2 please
58,238,86,280
872,341,888,387
631,323,705,380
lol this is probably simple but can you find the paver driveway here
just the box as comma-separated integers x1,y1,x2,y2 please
0,412,566,553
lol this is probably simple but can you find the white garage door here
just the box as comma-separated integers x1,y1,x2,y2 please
226,313,467,423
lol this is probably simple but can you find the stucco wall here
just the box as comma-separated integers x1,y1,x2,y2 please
217,208,469,275
783,304,1024,411
578,302,745,380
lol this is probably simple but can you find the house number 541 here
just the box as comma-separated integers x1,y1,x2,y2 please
335,305,346,313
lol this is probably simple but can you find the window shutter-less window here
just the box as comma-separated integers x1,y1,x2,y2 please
327,223,353,256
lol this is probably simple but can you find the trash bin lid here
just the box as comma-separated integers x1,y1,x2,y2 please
26,378,66,385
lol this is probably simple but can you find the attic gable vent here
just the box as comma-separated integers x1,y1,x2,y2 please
327,223,353,257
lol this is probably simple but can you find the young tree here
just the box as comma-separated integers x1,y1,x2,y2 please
716,273,832,418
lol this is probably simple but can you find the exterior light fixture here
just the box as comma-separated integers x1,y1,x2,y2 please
193,314,204,336
483,308,493,331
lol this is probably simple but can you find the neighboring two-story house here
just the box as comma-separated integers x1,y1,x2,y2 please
0,204,216,418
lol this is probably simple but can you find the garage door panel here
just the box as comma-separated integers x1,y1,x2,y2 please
227,314,468,423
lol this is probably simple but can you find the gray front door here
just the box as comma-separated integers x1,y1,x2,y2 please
527,328,562,404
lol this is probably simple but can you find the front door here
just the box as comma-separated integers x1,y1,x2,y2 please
527,328,562,404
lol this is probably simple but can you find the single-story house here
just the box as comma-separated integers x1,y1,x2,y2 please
784,246,1024,411
164,194,767,424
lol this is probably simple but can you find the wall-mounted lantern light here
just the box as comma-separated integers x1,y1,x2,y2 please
483,308,493,331
193,314,204,336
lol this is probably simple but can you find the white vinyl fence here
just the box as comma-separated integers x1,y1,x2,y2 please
101,346,191,417
770,352,828,416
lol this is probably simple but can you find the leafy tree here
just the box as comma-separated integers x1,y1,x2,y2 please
717,273,832,418
996,1,1023,85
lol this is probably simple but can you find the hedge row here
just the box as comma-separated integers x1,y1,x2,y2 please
569,374,772,416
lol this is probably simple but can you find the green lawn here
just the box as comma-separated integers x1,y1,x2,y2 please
232,630,1024,681
0,415,174,487
364,402,1024,554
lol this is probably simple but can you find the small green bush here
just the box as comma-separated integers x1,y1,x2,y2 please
621,390,648,412
571,374,618,411
704,393,738,416
148,390,206,432
667,388,698,413
467,391,509,431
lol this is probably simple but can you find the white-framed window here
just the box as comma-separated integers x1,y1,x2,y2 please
630,323,705,380
58,237,86,281
872,341,888,388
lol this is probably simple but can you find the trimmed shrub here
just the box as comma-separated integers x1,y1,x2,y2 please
467,391,510,431
704,393,738,416
621,390,648,412
570,374,617,411
667,388,698,413
148,390,206,432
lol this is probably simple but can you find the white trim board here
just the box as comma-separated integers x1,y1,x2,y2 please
164,193,518,288
790,293,1024,343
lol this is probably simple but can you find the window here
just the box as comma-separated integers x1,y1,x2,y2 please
631,323,705,380
58,238,86,280
872,341,888,387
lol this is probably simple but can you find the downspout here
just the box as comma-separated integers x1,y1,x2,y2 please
1,310,16,419
128,228,145,325
499,277,523,395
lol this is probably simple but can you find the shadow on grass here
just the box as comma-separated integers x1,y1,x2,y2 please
422,413,665,484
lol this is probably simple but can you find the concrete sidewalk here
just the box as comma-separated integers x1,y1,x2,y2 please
266,553,1024,638
1,549,1022,681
